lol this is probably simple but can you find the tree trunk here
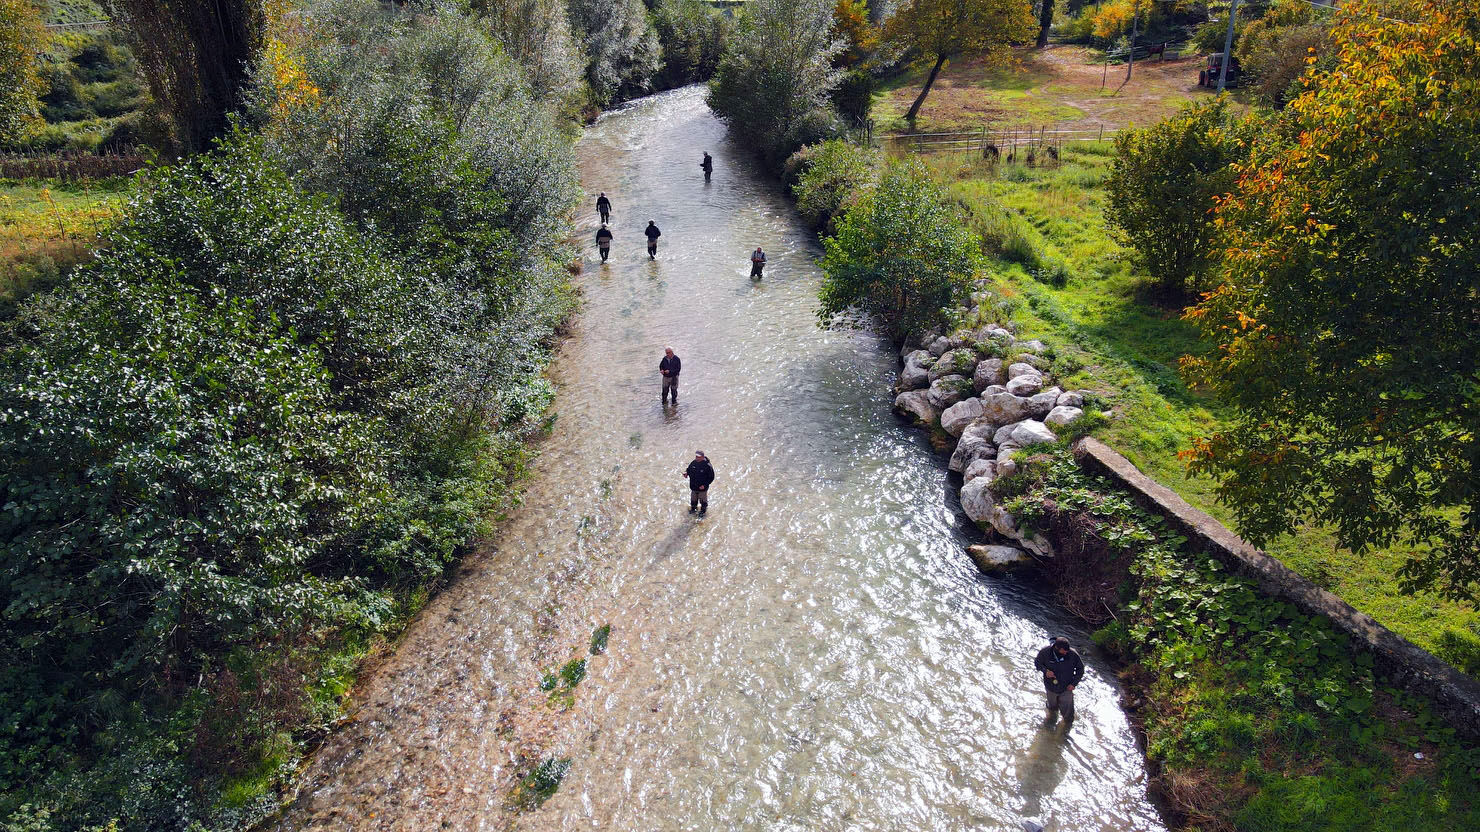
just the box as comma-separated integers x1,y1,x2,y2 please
1037,0,1056,49
905,53,949,126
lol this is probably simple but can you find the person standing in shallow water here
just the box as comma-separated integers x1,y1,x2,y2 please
750,246,766,279
595,224,613,263
596,192,611,224
645,220,661,259
700,152,713,181
683,450,714,515
659,347,680,405
1035,636,1084,727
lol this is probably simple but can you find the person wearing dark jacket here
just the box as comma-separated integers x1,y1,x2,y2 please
595,224,613,262
645,221,661,259
700,152,713,181
1034,636,1084,724
659,347,681,404
596,192,611,224
683,450,714,514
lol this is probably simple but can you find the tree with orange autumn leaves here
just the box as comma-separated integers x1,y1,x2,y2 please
1182,0,1480,600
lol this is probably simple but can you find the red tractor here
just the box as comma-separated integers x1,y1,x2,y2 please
1197,53,1242,88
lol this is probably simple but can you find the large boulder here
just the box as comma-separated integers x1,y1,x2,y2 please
990,507,1054,557
1013,353,1051,372
959,476,996,526
1056,390,1084,409
929,348,980,382
967,543,1031,572
1017,339,1048,355
893,390,938,426
1006,362,1041,380
973,358,1006,391
940,397,985,437
1005,374,1044,396
949,433,995,472
980,391,1034,424
1027,388,1061,418
898,350,935,391
1045,405,1084,430
928,375,975,410
964,458,997,485
927,335,952,357
993,421,1021,446
1012,420,1058,447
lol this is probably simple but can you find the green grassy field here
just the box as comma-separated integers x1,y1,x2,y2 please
916,146,1480,678
0,179,121,313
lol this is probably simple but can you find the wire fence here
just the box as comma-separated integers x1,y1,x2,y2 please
0,150,148,182
880,125,1121,160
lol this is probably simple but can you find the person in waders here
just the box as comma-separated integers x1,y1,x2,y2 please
596,192,611,224
750,246,766,279
1034,637,1084,728
700,152,713,182
683,450,714,515
645,220,661,259
595,224,613,263
659,347,680,405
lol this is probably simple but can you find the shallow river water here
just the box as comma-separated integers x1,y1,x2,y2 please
278,86,1164,832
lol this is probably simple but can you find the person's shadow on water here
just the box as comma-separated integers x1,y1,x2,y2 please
649,521,695,564
1017,720,1071,823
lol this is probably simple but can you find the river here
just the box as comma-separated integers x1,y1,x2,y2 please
276,86,1164,832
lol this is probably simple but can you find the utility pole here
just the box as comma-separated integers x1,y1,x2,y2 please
1218,0,1240,92
1124,0,1140,84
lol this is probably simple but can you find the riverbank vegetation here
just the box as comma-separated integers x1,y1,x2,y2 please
0,2,581,828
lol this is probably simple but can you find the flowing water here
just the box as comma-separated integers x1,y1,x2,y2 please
278,86,1165,832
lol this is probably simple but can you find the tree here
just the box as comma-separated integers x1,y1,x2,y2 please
818,158,979,338
886,0,1035,125
1103,97,1247,298
472,0,587,104
105,0,266,153
708,0,843,168
0,0,46,144
1036,0,1054,48
566,0,662,105
1181,0,1480,601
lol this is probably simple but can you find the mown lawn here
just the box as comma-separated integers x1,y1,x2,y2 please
916,147,1480,678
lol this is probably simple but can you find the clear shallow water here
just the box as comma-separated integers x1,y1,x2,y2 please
277,86,1164,832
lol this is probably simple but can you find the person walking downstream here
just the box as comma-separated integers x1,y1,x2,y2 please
750,246,766,279
596,225,613,263
596,192,611,224
645,221,661,259
1034,637,1084,727
659,347,681,405
683,450,715,515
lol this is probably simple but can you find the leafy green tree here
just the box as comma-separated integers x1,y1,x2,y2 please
1182,0,1480,601
651,0,732,89
566,0,662,105
818,158,979,338
472,0,587,104
0,0,46,144
792,137,880,231
1104,97,1246,298
885,0,1035,125
708,0,843,168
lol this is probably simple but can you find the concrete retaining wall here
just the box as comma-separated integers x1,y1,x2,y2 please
1072,437,1480,742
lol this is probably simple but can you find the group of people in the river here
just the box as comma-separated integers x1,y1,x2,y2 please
593,153,766,276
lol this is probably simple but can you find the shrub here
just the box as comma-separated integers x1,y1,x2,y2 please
818,158,980,338
651,0,732,89
792,138,879,230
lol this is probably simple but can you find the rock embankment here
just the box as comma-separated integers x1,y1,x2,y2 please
891,304,1097,570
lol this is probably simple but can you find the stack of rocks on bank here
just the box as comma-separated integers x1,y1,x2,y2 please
892,307,1091,572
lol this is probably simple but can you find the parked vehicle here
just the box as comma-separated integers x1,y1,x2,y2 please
1197,53,1241,88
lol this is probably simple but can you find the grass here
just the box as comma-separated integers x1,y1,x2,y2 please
873,45,1204,135
0,178,123,314
914,146,1480,678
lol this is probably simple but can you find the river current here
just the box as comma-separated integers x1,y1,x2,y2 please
277,86,1164,832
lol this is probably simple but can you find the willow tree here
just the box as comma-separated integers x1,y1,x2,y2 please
105,0,266,153
886,0,1035,125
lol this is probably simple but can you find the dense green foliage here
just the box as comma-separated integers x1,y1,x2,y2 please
818,157,979,338
470,0,586,106
1184,0,1480,603
0,0,47,143
791,137,879,231
1235,0,1334,107
708,0,843,169
23,28,151,153
1103,98,1246,298
566,0,661,105
1,2,577,828
1000,447,1480,830
650,0,731,90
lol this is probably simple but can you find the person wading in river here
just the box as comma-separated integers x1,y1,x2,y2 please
750,246,766,279
596,192,611,224
659,347,681,405
700,151,713,181
683,450,714,515
645,220,661,259
1035,637,1084,727
595,224,613,263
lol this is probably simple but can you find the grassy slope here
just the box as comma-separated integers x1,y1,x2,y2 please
918,145,1480,678
0,180,121,311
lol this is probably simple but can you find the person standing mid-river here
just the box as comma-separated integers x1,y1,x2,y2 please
683,450,714,515
595,224,613,263
645,220,661,259
750,246,766,279
700,151,713,182
1035,637,1084,727
659,347,681,405
596,192,611,224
